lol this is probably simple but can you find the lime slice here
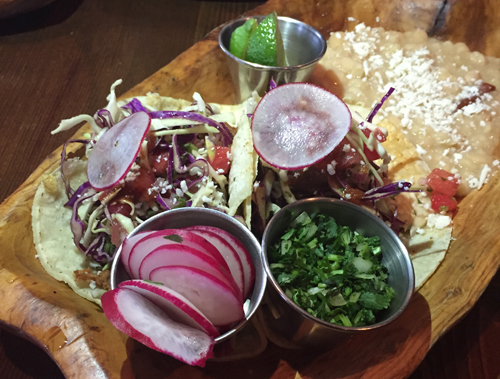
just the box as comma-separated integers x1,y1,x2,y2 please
245,11,287,66
229,19,257,59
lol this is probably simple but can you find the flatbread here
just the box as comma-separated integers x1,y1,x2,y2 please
348,104,452,289
32,94,256,304
32,159,105,305
228,107,258,224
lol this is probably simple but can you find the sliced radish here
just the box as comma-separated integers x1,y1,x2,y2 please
138,244,241,298
101,287,214,367
128,229,230,279
186,229,245,300
121,231,155,277
149,266,244,326
87,111,152,191
118,279,219,338
251,83,351,170
187,226,255,299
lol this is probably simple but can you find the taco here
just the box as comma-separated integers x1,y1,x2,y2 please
250,91,456,290
32,80,259,305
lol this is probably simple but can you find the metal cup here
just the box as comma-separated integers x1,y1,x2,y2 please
261,198,415,350
219,16,327,103
110,207,267,344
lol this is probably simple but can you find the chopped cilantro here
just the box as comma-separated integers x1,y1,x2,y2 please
269,212,395,327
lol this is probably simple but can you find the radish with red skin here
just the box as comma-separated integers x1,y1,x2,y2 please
87,112,152,191
251,83,351,170
186,229,245,300
137,244,241,298
187,225,255,299
121,231,155,276
149,265,244,326
128,229,231,279
101,287,214,367
118,279,219,337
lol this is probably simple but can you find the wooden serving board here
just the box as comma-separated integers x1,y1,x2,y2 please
0,0,499,378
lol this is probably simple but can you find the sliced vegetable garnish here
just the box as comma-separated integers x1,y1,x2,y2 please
229,18,257,59
245,11,286,66
366,87,394,123
101,287,214,367
362,181,421,201
87,111,151,191
252,83,351,170
118,279,220,338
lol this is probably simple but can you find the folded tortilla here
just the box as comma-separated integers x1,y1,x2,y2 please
32,94,257,305
348,105,452,289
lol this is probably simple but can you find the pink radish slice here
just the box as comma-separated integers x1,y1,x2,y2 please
187,226,255,299
87,112,152,191
186,229,245,300
121,231,155,276
251,83,351,170
101,287,214,367
128,229,230,279
118,279,219,338
149,266,244,326
138,244,241,298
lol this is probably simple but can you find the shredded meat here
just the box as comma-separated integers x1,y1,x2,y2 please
74,268,111,291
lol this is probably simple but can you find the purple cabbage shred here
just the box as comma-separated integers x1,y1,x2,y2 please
366,87,395,123
362,181,421,201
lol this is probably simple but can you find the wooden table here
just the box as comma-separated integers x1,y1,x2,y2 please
0,0,498,378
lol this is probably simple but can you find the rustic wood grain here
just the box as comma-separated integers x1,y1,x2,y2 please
0,0,499,378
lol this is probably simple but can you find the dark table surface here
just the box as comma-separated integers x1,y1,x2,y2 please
0,0,499,378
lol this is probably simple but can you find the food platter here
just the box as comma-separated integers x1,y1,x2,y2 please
0,0,499,378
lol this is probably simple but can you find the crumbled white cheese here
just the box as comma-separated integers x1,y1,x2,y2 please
180,180,188,193
426,214,452,229
477,164,491,190
327,164,336,175
416,144,427,156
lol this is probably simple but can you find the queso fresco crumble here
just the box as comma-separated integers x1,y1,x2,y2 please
322,23,500,196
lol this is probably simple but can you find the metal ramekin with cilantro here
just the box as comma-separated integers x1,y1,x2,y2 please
268,212,395,327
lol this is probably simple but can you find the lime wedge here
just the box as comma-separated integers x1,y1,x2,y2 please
229,19,257,59
245,11,287,66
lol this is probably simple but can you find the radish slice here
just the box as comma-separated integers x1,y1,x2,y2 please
101,287,214,367
187,226,255,299
87,111,151,191
121,231,155,276
118,279,219,338
128,229,230,279
251,83,351,170
186,229,245,300
138,244,240,297
149,266,244,326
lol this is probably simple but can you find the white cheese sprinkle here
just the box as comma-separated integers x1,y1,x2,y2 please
426,214,452,229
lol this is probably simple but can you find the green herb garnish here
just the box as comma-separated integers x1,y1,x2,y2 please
269,212,395,327
163,235,183,243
